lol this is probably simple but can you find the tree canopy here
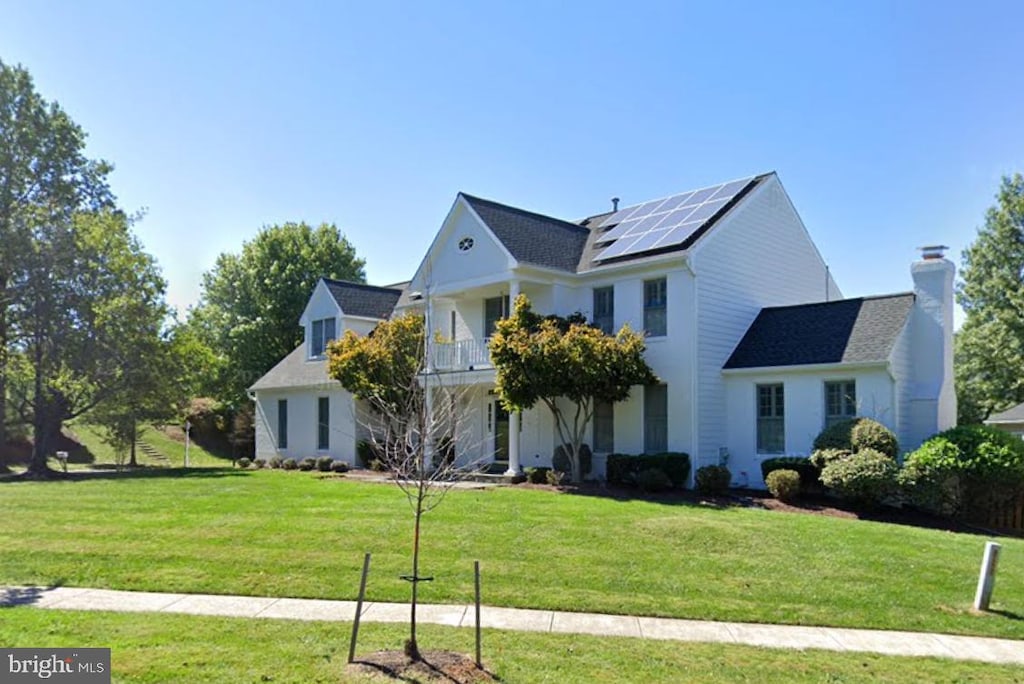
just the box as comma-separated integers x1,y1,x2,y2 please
188,221,366,406
955,173,1024,423
0,58,113,455
489,295,657,482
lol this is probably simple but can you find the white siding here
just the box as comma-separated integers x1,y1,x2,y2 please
411,203,513,295
724,367,896,488
889,319,915,454
252,387,358,464
693,176,841,469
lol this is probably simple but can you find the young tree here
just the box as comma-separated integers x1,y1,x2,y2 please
955,173,1024,423
489,295,657,482
328,311,481,660
189,222,366,407
0,59,112,455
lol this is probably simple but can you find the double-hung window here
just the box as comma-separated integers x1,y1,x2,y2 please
756,384,785,453
643,278,667,337
277,399,288,449
310,317,337,357
644,384,668,453
593,400,614,453
317,397,330,450
593,286,614,335
824,380,856,427
484,296,509,337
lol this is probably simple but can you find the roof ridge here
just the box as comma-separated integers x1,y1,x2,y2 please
460,193,591,235
605,171,774,215
322,277,403,293
758,292,914,313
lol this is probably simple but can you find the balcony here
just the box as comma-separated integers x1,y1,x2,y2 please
432,338,492,372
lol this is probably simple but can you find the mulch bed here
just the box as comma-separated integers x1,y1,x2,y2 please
347,650,499,683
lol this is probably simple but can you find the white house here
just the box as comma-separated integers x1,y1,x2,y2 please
985,402,1024,439
249,172,956,486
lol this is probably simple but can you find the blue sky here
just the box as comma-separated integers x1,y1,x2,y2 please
3,1,1022,325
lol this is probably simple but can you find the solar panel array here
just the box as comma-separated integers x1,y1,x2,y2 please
594,176,755,261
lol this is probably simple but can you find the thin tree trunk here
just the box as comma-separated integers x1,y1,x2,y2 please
128,414,138,467
0,276,8,455
406,484,424,661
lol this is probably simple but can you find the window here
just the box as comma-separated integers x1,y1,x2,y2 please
593,286,614,335
277,399,288,449
643,278,667,337
593,400,614,453
484,295,509,337
317,397,330,450
757,384,785,453
310,317,337,357
825,380,856,428
644,384,668,454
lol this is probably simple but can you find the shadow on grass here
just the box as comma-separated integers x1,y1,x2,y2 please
350,651,502,684
0,582,66,608
0,466,248,484
986,608,1024,621
555,481,744,511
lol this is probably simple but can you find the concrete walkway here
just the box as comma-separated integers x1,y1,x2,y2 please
3,585,1022,666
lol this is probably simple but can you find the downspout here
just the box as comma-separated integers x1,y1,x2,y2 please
685,254,699,489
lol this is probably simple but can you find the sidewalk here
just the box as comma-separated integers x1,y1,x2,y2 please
3,585,1022,665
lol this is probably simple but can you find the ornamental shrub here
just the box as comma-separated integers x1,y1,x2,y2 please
281,458,298,470
330,460,349,473
899,425,1024,521
695,465,731,495
316,456,334,472
813,417,898,458
820,448,898,508
851,420,899,458
810,448,852,470
236,457,252,469
298,458,316,471
269,456,284,469
356,440,376,468
607,453,691,488
546,469,568,486
525,467,550,484
760,456,819,489
636,467,672,492
552,443,593,478
253,458,267,469
766,469,801,502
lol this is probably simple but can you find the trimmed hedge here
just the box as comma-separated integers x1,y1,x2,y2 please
695,465,731,495
813,417,899,459
820,448,898,508
760,456,820,489
607,453,691,488
636,468,672,492
766,469,801,502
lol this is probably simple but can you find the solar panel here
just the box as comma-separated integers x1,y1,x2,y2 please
594,176,755,261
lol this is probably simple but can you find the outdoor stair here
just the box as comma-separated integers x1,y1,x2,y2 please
134,440,170,467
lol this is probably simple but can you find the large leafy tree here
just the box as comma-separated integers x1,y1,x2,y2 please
490,295,657,482
10,210,169,475
0,59,112,455
189,222,366,406
955,174,1024,424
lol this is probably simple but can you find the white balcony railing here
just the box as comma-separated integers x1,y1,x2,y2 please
432,338,493,371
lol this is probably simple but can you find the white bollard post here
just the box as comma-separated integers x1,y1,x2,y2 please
973,541,1001,611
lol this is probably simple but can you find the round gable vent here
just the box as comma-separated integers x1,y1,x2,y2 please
458,237,475,252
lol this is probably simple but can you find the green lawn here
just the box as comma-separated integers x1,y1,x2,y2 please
0,470,1022,641
58,422,231,470
1,608,1019,683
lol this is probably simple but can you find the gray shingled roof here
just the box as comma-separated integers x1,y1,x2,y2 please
461,194,591,272
986,402,1024,424
323,278,402,319
724,294,915,369
249,345,337,392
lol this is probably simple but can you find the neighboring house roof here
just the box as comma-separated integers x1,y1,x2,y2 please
460,193,592,272
323,278,403,319
985,402,1024,425
724,293,915,369
249,345,334,392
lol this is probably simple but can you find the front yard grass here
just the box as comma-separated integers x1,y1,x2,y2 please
0,470,1021,640
1,608,1020,683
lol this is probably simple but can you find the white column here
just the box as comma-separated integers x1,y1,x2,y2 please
504,279,521,475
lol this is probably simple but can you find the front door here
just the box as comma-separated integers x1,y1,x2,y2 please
493,400,509,466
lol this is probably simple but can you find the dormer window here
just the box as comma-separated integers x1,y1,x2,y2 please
310,317,336,357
